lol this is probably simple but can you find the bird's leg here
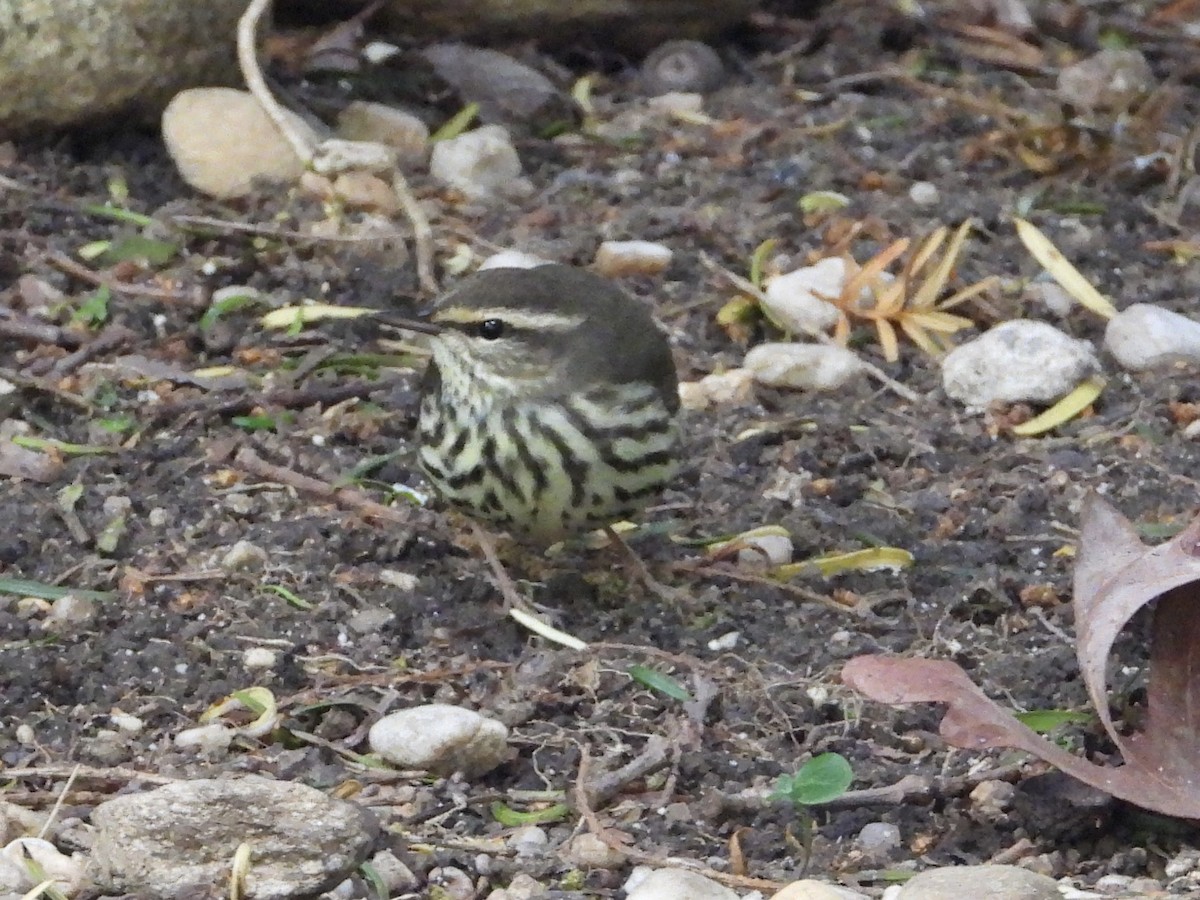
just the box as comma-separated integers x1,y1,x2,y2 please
603,525,689,605
469,521,538,614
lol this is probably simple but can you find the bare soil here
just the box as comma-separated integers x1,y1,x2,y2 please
3,2,1200,896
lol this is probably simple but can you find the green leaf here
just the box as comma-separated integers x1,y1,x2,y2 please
263,583,314,610
748,238,777,289
431,102,480,142
1014,709,1095,733
628,664,691,701
774,752,854,806
798,191,850,214
83,204,154,228
200,291,262,331
72,284,111,327
98,235,178,267
359,862,388,900
231,414,277,432
13,435,116,456
490,801,570,826
95,415,137,435
0,576,114,602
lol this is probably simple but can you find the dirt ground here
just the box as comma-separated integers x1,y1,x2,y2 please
4,1,1200,896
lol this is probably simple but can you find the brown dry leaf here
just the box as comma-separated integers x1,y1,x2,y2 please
843,493,1200,819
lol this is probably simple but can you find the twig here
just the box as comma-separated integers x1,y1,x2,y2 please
584,735,671,807
0,312,83,348
233,446,410,524
700,254,922,404
38,764,81,839
145,377,396,424
236,1,440,295
237,0,316,165
49,325,136,377
170,214,395,243
44,250,191,302
392,173,438,294
3,765,176,786
574,746,786,892
0,368,91,410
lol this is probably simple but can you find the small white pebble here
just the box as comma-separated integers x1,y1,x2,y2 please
380,569,420,591
594,240,674,277
479,250,551,270
507,826,548,857
220,539,269,572
242,647,278,670
110,711,145,734
174,723,235,754
707,631,740,652
745,342,866,391
430,125,523,199
856,821,902,856
908,180,939,206
646,91,704,114
678,368,754,410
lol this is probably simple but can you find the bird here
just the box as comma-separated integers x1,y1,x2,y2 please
390,264,682,555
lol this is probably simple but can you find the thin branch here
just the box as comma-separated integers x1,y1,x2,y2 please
233,446,410,525
237,0,316,164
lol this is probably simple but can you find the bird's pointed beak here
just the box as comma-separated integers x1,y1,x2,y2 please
375,313,442,336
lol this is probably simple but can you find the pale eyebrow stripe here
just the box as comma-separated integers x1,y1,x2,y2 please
433,306,585,331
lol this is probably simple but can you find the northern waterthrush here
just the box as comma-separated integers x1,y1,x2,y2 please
393,264,681,543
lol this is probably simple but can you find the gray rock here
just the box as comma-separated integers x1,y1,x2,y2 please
1104,303,1200,370
430,125,524,199
90,775,378,900
895,864,1059,899
0,0,245,136
624,867,738,900
421,43,575,130
369,704,509,778
941,320,1098,406
641,40,725,95
744,342,866,391
1057,48,1154,113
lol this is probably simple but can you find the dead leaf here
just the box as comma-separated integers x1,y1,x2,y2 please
843,493,1200,819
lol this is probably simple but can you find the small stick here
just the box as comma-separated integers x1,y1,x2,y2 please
233,447,410,525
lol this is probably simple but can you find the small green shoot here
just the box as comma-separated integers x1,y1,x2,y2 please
490,801,570,826
96,514,126,555
628,665,691,701
774,752,854,807
72,285,111,328
84,203,153,228
798,191,851,214
13,435,116,456
94,415,137,435
200,291,262,331
0,576,113,602
97,235,178,267
748,238,777,289
359,861,388,900
1014,709,1095,733
774,752,854,875
231,414,279,432
431,102,481,142
263,584,315,610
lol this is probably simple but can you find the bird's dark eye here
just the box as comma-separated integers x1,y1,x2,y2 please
478,318,505,340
